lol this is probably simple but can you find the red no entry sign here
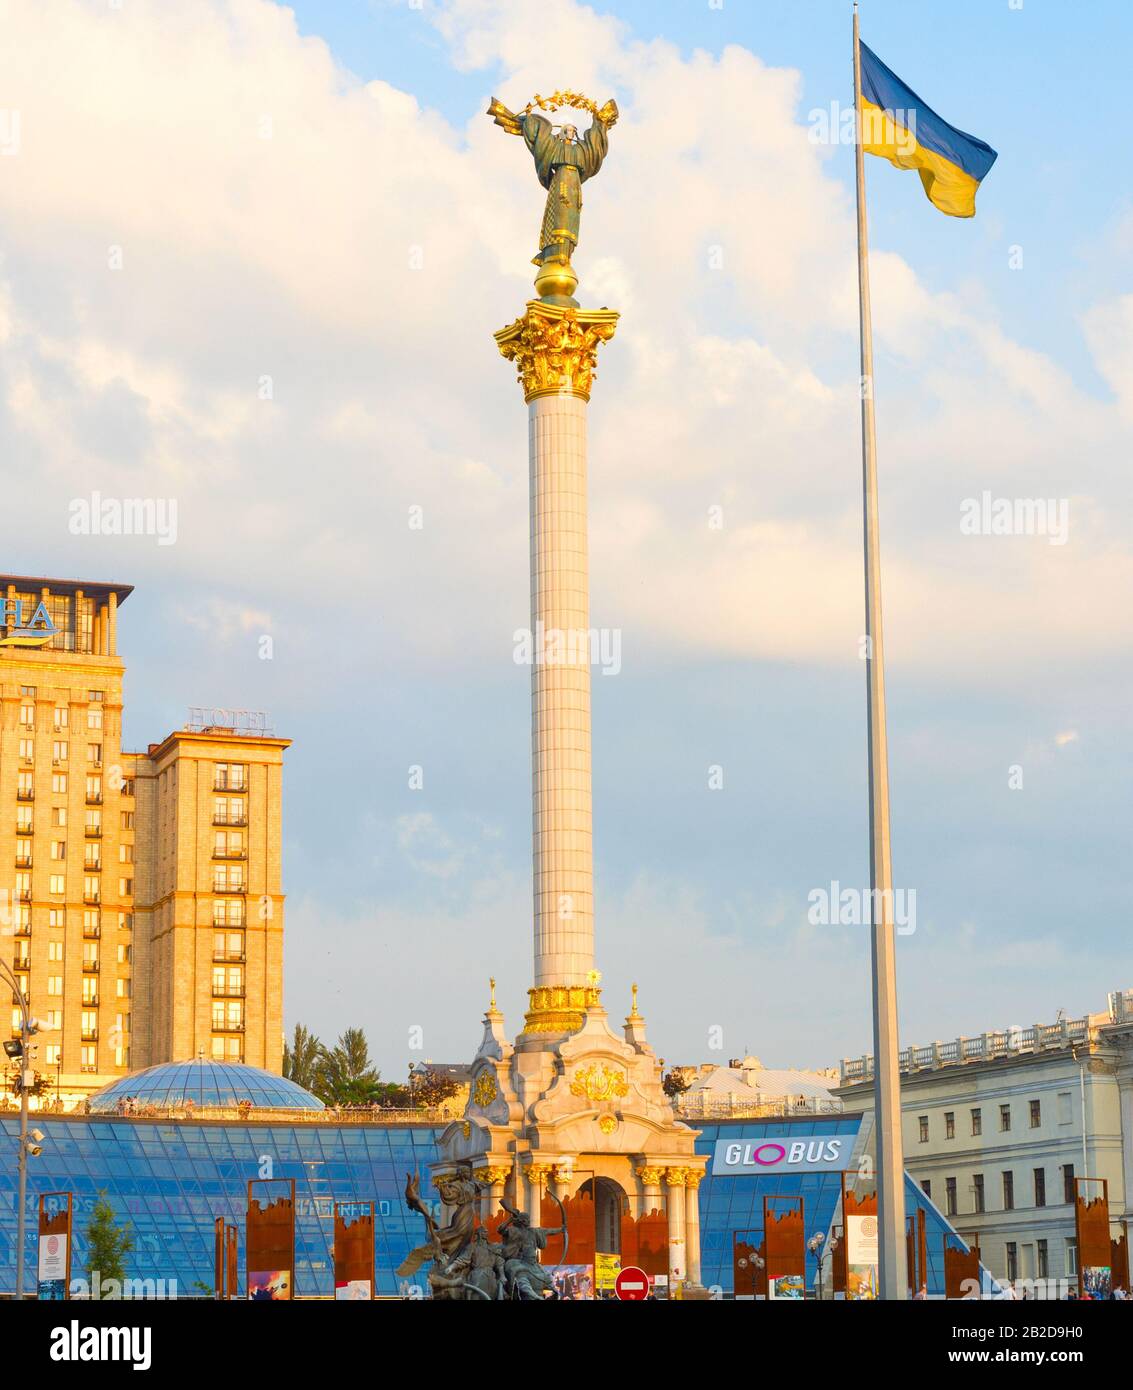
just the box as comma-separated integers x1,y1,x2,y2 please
614,1266,650,1300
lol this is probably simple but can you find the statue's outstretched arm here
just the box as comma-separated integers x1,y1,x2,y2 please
487,97,523,136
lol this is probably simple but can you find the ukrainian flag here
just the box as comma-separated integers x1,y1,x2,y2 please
859,42,997,218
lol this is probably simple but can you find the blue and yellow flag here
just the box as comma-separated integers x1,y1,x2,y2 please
859,42,997,217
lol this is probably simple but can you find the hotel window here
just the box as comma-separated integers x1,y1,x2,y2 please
86,775,102,803
49,909,64,927
44,1010,62,1030
117,944,130,964
50,840,65,860
212,1001,244,1030
87,743,102,766
48,941,64,962
83,875,100,903
920,1179,931,1199
51,773,66,795
1062,1164,1075,1204
83,910,100,934
212,1035,242,1061
1066,1239,1078,1276
1029,1098,1041,1127
972,1174,985,1213
83,942,99,968
971,1108,982,1136
1006,1243,1018,1282
213,966,243,996
945,1178,957,1216
52,807,67,827
1037,1240,1049,1279
47,976,63,996
19,702,35,727
18,771,34,799
54,706,68,729
15,838,32,867
215,796,246,825
85,811,101,836
214,864,244,892
1034,1168,1046,1207
49,874,65,895
82,977,97,1003
84,844,101,869
16,809,32,833
118,913,133,931
120,811,134,830
45,1044,61,1066
81,1010,98,1040
120,778,134,797
119,878,133,897
52,740,68,763
214,763,247,792
119,844,134,863
999,1103,1011,1132
13,941,30,968
944,1111,955,1139
20,738,35,763
1002,1171,1014,1210
15,872,30,901
116,978,131,999
87,705,103,731
214,931,244,962
918,1115,928,1143
14,905,30,932
81,1044,97,1073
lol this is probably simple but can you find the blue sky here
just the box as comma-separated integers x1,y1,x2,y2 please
1,0,1130,1078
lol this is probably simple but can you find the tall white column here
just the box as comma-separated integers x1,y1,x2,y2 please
529,392,593,988
495,301,618,1035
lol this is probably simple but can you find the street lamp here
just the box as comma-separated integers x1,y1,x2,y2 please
807,1231,827,1301
1,959,40,1302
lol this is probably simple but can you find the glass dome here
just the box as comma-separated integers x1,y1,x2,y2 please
89,1058,324,1114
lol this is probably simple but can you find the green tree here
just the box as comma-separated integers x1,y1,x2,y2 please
662,1069,692,1101
282,1023,322,1091
409,1068,461,1109
86,1192,134,1294
315,1027,381,1105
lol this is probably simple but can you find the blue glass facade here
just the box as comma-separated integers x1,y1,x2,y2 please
0,1111,983,1297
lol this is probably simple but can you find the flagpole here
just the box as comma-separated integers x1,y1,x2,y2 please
852,2,907,1300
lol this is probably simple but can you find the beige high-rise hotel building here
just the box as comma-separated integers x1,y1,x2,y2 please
1,574,288,1106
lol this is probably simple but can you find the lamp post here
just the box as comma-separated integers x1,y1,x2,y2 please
807,1231,827,1301
1,958,39,1301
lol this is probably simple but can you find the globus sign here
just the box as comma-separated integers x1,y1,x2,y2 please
712,1133,852,1175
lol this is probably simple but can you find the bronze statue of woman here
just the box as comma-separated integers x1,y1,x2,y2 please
489,93,618,303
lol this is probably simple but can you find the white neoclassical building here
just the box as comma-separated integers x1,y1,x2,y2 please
837,989,1133,1288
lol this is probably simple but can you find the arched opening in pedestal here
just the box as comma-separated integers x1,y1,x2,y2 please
577,1177,625,1257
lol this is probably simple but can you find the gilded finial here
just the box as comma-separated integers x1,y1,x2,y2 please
629,982,641,1018
587,968,602,988
489,976,497,1010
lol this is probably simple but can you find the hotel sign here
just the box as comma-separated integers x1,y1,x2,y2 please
0,598,58,648
712,1133,853,1176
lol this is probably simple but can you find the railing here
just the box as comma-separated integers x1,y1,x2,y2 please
675,1093,844,1120
212,883,246,895
85,826,102,838
213,815,248,827
91,1101,452,1125
212,951,246,963
841,1014,1097,1084
212,987,245,999
212,850,247,861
